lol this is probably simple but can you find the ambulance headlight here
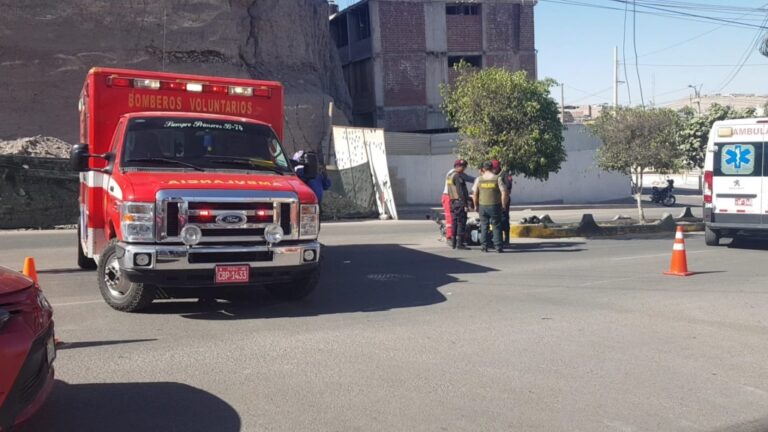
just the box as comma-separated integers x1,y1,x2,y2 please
300,204,319,238
181,225,202,246
120,202,155,242
264,224,284,244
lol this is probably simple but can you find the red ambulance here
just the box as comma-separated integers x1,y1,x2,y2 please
71,68,321,312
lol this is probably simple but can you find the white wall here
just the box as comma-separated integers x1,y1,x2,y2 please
385,125,631,205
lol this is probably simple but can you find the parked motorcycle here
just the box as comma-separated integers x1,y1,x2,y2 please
650,179,676,207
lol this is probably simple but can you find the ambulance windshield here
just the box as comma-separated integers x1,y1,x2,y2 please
121,117,292,173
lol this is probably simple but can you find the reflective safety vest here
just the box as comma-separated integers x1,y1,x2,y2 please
477,174,501,206
446,172,461,200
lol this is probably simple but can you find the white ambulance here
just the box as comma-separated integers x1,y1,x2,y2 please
703,118,768,245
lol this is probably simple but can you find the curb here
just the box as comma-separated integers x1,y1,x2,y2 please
509,209,705,239
509,222,704,239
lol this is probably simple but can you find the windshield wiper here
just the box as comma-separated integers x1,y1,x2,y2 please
126,157,205,172
205,157,286,175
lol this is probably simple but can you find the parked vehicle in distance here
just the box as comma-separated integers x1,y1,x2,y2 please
72,68,322,312
0,267,55,431
703,118,768,245
650,179,676,207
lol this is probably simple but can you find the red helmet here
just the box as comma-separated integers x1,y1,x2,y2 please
454,159,468,168
491,159,501,172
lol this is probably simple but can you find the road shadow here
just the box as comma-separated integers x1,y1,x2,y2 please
505,241,585,253
56,339,157,351
18,380,241,432
728,237,768,251
37,268,93,274
710,415,768,432
143,244,495,320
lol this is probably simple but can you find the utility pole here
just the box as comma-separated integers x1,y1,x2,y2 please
561,83,566,124
613,46,619,108
688,84,703,114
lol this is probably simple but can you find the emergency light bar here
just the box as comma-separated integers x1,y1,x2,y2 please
106,76,271,97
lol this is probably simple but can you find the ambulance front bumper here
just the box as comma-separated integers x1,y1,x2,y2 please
115,242,321,271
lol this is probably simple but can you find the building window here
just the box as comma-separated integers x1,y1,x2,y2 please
332,15,348,48
446,4,480,15
448,55,482,68
351,6,371,41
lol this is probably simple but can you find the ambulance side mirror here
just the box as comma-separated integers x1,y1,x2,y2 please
70,144,90,172
303,151,318,180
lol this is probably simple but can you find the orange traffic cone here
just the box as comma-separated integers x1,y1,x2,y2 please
664,227,693,277
22,257,38,283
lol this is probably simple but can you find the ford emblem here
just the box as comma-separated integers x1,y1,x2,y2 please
216,213,246,226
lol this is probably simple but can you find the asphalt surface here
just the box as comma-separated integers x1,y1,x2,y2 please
3,221,768,432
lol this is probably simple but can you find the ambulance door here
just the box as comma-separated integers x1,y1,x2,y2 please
763,135,768,225
712,139,763,226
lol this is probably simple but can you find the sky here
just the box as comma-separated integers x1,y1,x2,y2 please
333,0,768,107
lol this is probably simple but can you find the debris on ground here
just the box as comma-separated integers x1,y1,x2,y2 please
0,136,71,158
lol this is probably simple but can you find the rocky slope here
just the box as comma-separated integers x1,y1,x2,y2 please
0,0,351,154
0,136,71,158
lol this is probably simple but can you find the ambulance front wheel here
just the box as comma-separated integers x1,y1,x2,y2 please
705,226,720,246
98,239,156,312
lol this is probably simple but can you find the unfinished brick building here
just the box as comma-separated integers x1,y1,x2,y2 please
330,0,537,131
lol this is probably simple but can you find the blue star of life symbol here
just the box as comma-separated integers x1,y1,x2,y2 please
724,145,752,169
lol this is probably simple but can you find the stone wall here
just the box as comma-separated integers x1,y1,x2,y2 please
0,156,79,229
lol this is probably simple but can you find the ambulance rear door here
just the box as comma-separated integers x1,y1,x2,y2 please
712,127,764,226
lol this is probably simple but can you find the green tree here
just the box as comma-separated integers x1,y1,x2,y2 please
440,65,566,180
679,103,757,170
589,107,682,222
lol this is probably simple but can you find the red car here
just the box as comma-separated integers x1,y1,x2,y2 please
0,266,55,431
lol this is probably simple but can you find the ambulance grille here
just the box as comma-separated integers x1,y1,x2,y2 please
157,192,299,244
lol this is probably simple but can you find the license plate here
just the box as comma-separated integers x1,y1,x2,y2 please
46,336,56,365
215,265,250,284
735,198,752,206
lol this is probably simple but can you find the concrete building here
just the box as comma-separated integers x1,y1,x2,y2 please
330,0,537,132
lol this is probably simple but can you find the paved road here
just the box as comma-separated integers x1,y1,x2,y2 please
3,222,768,432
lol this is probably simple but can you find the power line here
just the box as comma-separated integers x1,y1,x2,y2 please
539,0,768,30
622,0,632,104
717,11,768,91
569,86,615,104
609,0,768,29
625,63,768,67
632,0,645,107
638,23,725,58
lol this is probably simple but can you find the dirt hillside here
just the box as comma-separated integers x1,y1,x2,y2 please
0,0,351,154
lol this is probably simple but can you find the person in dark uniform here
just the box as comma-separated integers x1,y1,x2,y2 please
491,159,513,246
473,161,509,253
446,159,472,250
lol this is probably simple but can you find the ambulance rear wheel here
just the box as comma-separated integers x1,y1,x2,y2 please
705,227,720,246
98,240,156,312
266,268,320,300
77,224,97,270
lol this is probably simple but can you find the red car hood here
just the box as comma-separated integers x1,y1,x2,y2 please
116,171,316,203
0,266,34,295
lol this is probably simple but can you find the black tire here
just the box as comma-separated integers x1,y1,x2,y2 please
663,194,676,207
266,267,320,301
705,226,721,246
77,225,97,270
97,239,156,312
